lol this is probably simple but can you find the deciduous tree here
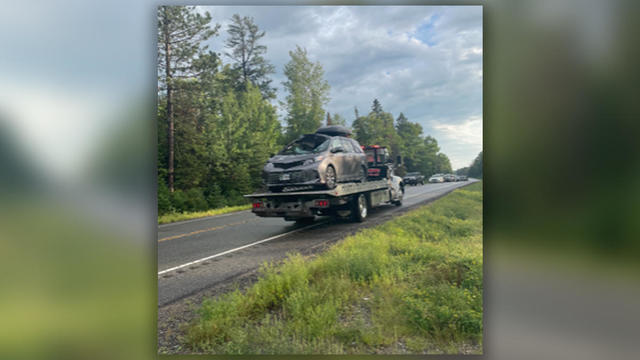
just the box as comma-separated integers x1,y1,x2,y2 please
282,46,330,142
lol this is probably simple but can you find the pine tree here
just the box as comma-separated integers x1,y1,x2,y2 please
372,98,383,114
158,6,219,192
225,14,276,99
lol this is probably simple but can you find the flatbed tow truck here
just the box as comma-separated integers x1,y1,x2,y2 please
245,145,404,223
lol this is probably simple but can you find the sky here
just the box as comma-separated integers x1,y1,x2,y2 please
0,2,481,180
200,6,482,169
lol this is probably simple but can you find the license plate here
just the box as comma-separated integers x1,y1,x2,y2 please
280,173,290,181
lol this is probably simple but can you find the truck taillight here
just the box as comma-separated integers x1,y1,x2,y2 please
314,199,329,208
252,201,263,209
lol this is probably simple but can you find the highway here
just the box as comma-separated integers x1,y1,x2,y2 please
157,180,477,307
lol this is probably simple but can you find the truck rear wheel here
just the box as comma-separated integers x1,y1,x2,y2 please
351,193,368,222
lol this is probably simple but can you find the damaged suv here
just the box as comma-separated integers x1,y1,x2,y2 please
263,128,367,192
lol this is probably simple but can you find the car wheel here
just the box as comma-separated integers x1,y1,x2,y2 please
351,193,368,222
325,165,337,189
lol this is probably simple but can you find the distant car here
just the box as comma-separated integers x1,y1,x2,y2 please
444,174,456,182
403,172,424,186
429,174,445,183
263,129,367,192
458,175,468,181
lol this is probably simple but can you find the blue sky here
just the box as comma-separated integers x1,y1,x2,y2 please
200,6,483,169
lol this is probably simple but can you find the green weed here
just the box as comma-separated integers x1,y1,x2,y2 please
158,204,251,224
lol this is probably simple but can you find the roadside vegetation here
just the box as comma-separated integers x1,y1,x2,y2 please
158,204,251,225
185,182,483,354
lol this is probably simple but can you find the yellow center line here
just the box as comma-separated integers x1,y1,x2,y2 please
159,220,251,242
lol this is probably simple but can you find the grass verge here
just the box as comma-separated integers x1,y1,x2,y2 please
185,182,482,354
158,205,251,225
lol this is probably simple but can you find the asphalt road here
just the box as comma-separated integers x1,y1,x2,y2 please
157,180,477,307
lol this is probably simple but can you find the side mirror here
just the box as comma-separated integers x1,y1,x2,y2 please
331,146,344,153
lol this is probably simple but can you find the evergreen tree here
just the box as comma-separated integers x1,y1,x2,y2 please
225,14,276,99
372,98,383,114
282,46,330,142
158,5,219,192
353,99,397,150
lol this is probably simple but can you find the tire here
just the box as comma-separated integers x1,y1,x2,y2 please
351,193,368,222
394,199,402,206
325,165,337,189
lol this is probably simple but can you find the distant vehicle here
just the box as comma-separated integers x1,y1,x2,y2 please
262,129,367,192
444,174,456,182
429,174,445,183
403,172,425,186
458,175,468,181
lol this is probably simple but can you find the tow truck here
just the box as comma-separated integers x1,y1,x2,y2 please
245,145,404,223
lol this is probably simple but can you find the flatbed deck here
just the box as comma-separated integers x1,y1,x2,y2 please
244,179,390,198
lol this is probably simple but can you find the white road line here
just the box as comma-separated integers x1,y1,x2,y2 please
158,221,325,276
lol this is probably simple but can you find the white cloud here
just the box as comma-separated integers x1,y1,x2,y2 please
432,115,483,146
431,116,483,169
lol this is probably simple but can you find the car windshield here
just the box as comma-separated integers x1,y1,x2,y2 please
279,134,330,155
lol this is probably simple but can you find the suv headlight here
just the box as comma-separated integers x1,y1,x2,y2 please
303,155,324,166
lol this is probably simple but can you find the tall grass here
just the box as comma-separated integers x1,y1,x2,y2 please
158,204,251,225
185,182,483,354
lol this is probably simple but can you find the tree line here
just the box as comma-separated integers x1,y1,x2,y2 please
455,151,483,179
157,6,454,215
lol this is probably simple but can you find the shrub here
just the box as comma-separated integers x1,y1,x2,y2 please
170,189,187,213
205,184,227,209
185,188,208,212
157,178,172,215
